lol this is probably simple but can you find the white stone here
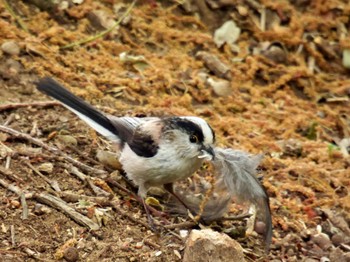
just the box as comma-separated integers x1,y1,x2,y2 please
183,229,245,262
214,20,241,48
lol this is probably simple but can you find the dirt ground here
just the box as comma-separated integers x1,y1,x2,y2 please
0,0,350,261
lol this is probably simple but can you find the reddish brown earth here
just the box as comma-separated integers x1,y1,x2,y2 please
0,0,349,261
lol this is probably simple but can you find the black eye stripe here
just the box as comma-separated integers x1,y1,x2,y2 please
163,117,204,143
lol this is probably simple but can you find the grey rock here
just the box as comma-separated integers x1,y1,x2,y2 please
183,229,245,262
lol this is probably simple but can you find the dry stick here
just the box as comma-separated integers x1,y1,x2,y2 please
220,213,252,221
163,221,197,230
109,201,150,229
0,249,25,256
3,113,15,126
63,164,110,197
0,125,106,175
22,248,42,261
5,155,11,169
0,178,26,196
24,161,61,192
20,193,29,220
34,192,100,230
0,178,34,225
10,225,15,247
86,177,111,197
61,0,136,49
67,145,107,168
0,101,60,112
144,239,161,249
0,178,99,230
0,165,23,183
58,191,110,207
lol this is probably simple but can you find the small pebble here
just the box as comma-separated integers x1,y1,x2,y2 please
237,5,248,16
312,233,332,250
342,49,350,69
57,135,78,147
63,247,79,262
331,233,343,246
1,41,20,55
10,200,20,209
96,150,121,169
34,203,51,215
179,230,188,238
135,242,143,249
37,162,54,174
254,221,266,234
207,77,232,97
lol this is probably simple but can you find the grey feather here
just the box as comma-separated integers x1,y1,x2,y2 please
212,147,272,253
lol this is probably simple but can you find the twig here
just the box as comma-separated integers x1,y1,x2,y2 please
20,193,28,220
0,178,28,196
5,155,11,169
3,113,15,125
63,164,87,181
195,51,232,80
164,221,197,230
24,160,61,192
144,239,161,249
58,191,110,207
0,177,99,230
0,125,107,175
61,0,137,49
22,247,42,260
105,176,136,196
34,192,100,230
0,101,61,112
260,7,266,31
10,225,15,247
109,200,150,229
67,145,106,168
3,0,29,33
246,205,257,236
86,177,111,197
63,164,110,196
0,249,25,255
0,164,23,183
220,213,252,221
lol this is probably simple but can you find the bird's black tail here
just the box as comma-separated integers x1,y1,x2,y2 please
36,77,120,140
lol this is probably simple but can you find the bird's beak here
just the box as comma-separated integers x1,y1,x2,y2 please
198,146,215,161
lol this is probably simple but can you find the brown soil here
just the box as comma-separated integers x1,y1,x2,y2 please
0,0,349,261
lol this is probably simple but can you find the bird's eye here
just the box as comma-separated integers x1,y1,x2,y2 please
189,134,198,143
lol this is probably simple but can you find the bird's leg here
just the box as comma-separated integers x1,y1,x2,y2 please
106,177,167,219
138,184,169,231
141,196,159,232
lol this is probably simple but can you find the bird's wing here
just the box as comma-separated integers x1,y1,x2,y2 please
109,117,161,157
36,77,161,156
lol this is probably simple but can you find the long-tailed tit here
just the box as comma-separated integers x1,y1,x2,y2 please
36,77,273,251
36,77,215,220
